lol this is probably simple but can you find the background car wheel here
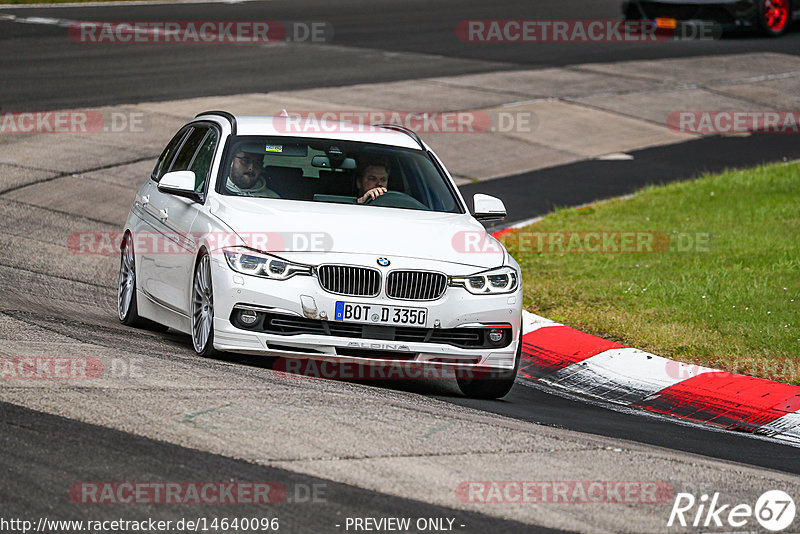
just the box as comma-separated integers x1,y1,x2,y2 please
456,329,522,399
118,234,168,331
759,0,791,36
192,252,219,357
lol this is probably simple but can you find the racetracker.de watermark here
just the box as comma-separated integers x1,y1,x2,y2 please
0,111,147,134
68,231,333,255
68,20,332,43
69,482,288,504
457,20,717,42
0,357,103,380
272,110,537,134
668,111,800,134
0,357,146,381
457,230,711,254
665,361,800,383
272,360,508,381
456,481,674,504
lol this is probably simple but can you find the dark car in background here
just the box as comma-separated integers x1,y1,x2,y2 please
623,0,798,36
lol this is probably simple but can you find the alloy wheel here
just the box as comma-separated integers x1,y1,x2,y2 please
192,254,214,353
118,236,136,321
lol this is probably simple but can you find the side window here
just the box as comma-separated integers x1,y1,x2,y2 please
168,127,208,174
152,127,191,182
188,129,219,192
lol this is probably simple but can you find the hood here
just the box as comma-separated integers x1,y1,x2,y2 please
208,196,505,269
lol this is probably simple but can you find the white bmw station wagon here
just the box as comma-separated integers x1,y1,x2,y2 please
119,111,522,398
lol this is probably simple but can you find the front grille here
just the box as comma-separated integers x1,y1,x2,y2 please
239,311,511,349
386,270,447,300
318,265,381,297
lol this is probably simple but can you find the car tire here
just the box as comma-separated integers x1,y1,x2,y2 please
456,329,522,399
191,251,219,358
118,233,168,332
759,0,791,36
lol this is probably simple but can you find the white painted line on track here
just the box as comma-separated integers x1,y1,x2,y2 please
596,152,634,161
495,193,637,233
503,216,544,230
500,97,559,107
714,70,800,86
0,0,259,8
13,15,73,26
2,13,223,38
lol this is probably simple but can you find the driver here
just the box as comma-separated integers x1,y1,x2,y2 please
355,158,389,204
225,144,279,198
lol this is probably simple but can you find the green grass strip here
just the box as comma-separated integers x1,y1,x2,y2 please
505,161,799,383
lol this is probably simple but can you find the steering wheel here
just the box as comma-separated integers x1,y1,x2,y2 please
362,190,429,210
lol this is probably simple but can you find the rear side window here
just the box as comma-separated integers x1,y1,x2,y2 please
151,127,190,182
169,127,209,174
188,129,219,192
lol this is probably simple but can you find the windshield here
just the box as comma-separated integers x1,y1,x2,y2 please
216,136,463,213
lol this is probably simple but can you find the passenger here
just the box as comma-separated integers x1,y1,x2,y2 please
225,145,279,198
355,159,389,204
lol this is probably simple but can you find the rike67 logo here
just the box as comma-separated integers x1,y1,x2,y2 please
668,490,796,531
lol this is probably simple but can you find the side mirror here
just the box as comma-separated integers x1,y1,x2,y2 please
158,170,203,202
472,193,507,221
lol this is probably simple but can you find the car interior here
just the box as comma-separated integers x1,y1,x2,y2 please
220,137,461,213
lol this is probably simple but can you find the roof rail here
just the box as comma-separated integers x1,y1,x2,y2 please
195,110,237,135
374,123,424,150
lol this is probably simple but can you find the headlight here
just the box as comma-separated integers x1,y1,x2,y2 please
450,266,518,295
223,246,311,280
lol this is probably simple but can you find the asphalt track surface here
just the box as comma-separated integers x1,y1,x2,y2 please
3,1,800,531
0,401,551,534
440,382,800,476
471,131,800,230
0,0,799,109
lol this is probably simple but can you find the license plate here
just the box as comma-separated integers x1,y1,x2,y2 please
334,301,427,326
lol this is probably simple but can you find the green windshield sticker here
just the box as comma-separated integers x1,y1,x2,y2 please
264,144,283,153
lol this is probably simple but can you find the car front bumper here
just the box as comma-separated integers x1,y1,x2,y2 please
209,254,523,371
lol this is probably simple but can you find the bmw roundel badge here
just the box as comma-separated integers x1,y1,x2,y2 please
377,257,390,267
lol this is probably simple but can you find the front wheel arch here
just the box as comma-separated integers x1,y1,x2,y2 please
456,328,522,399
118,231,168,332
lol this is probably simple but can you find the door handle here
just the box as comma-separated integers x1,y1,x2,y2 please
159,208,168,221
141,194,150,206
